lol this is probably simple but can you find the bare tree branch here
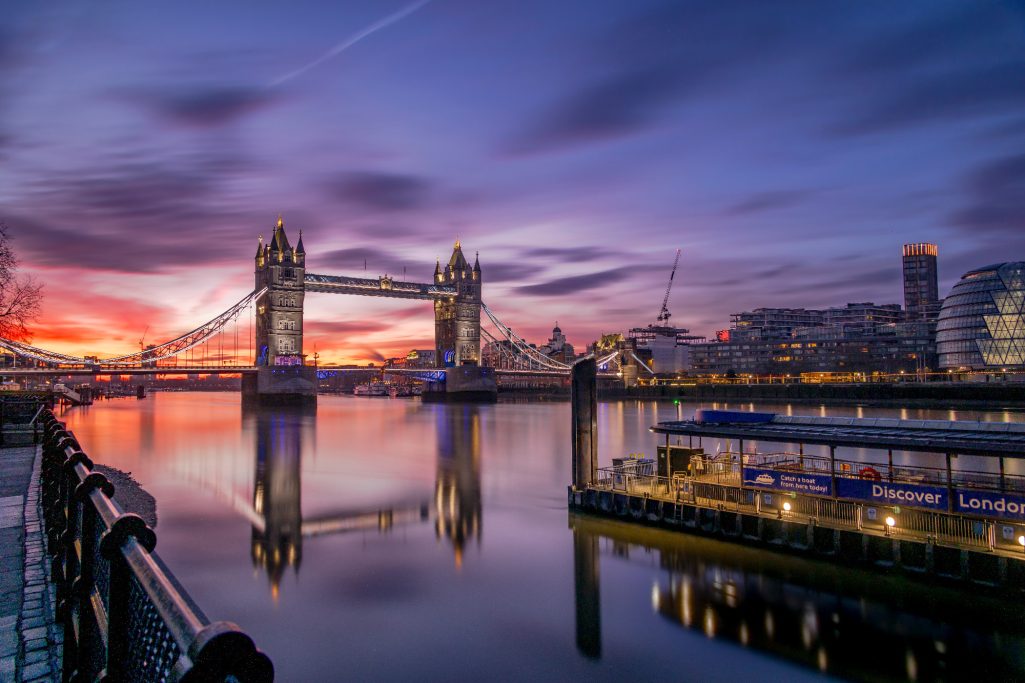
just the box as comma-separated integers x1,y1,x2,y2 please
0,223,44,341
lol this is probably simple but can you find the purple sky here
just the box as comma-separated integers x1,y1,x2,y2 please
2,1,1024,363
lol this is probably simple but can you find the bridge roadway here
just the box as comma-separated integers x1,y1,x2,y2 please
0,365,587,379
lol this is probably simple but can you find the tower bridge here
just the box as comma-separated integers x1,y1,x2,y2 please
0,216,631,401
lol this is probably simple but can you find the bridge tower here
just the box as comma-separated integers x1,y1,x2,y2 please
434,241,482,368
244,217,317,405
254,217,306,366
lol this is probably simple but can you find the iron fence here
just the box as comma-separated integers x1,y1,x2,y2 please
38,409,274,682
591,462,1021,554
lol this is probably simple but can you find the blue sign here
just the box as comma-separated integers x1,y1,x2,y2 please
954,489,1025,522
836,479,948,511
742,466,831,496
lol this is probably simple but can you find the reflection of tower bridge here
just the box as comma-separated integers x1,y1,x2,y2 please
167,404,483,596
0,217,627,400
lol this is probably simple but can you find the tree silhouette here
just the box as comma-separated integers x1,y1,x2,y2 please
0,223,43,341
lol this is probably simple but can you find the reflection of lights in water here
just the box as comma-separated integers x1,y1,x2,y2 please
739,622,749,646
725,582,737,608
906,649,918,682
703,607,716,638
817,647,828,673
651,584,660,611
288,544,296,564
801,604,818,649
681,579,692,627
765,610,775,639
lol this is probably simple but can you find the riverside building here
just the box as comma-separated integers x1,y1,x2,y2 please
687,245,943,377
937,262,1025,371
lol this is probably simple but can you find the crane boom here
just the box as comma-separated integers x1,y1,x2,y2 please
656,249,681,324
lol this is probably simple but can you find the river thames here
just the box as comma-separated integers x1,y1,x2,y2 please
60,393,1025,681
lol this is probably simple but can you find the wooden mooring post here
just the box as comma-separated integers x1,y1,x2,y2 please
572,357,597,489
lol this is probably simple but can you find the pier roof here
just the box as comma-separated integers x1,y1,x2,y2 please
652,414,1025,457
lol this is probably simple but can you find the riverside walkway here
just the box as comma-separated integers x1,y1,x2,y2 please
0,444,60,682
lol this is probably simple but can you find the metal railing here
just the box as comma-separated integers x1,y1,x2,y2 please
0,396,50,446
590,462,1025,555
38,409,274,682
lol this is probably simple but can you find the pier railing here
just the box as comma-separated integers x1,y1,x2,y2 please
38,409,274,682
592,462,1022,555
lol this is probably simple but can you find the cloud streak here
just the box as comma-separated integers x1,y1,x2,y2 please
517,266,634,297
125,86,280,127
328,171,432,211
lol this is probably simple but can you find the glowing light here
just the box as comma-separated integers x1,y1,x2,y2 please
1018,535,1025,546
782,501,792,512
885,516,896,527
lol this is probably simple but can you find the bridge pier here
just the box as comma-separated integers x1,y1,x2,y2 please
420,366,497,403
242,367,317,407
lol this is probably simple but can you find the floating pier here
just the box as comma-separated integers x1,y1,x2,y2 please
568,367,1025,591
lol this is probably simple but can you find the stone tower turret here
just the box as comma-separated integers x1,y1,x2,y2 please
434,240,482,368
254,216,306,367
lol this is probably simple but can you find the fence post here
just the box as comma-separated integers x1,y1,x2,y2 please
945,453,954,513
104,554,131,680
74,500,99,680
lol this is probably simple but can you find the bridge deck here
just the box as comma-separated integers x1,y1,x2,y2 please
305,273,456,300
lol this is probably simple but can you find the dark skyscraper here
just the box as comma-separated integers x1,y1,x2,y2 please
902,243,939,321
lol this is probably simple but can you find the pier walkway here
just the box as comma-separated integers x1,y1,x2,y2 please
0,445,60,682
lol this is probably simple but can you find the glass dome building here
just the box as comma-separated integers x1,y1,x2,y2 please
936,262,1025,369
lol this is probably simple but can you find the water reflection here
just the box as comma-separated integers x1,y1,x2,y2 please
246,404,485,593
434,406,483,566
572,526,601,660
570,514,1025,681
250,408,308,597
246,406,432,597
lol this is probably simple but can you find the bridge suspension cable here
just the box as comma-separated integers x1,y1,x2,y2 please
0,288,266,367
102,288,266,366
479,301,572,372
0,338,93,366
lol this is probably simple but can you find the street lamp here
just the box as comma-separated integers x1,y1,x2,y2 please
885,516,896,536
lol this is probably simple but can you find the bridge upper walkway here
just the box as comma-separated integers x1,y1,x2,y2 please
304,273,456,300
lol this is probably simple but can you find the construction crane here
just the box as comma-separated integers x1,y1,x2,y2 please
656,249,682,325
138,325,149,351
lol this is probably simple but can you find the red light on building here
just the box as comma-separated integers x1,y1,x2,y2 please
716,329,730,342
